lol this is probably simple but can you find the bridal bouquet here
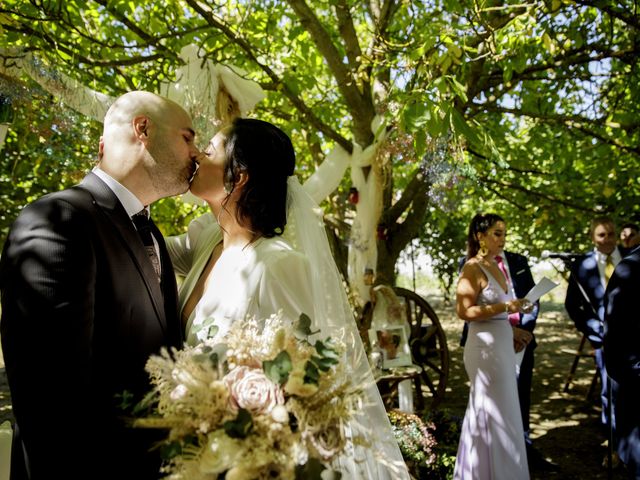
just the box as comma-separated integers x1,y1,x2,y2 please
132,313,367,480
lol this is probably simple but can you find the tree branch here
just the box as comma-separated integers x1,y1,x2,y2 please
286,0,376,146
472,103,640,154
477,175,604,213
1,23,168,68
466,147,547,175
382,168,429,225
573,0,640,30
334,0,363,69
185,0,352,152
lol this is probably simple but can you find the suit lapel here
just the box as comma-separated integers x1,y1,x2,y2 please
77,173,169,336
152,221,182,346
505,251,521,293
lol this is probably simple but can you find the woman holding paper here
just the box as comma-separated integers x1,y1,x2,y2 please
453,213,532,480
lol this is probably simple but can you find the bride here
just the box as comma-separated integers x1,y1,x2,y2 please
166,117,410,479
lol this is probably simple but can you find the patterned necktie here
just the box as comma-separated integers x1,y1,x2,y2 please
495,255,520,326
132,210,161,280
605,254,615,285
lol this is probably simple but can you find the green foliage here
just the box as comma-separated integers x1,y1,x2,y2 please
263,351,293,386
223,408,254,439
418,207,470,299
305,339,339,384
295,313,319,338
1,0,638,288
389,408,462,479
0,78,100,244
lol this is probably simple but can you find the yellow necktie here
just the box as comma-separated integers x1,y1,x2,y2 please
605,255,615,284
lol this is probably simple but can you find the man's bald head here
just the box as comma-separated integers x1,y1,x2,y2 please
98,91,198,205
103,91,188,138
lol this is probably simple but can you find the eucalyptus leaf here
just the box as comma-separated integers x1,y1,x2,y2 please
304,360,320,385
159,441,183,460
223,408,254,439
263,350,292,385
295,313,319,338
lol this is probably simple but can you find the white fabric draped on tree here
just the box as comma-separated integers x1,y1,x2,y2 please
0,43,388,303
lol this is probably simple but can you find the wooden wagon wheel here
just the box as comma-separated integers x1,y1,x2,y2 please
359,287,450,411
392,287,450,410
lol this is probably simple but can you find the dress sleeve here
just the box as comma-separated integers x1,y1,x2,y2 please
257,250,315,324
166,213,215,276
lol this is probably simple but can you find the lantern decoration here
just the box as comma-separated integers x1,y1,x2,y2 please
348,187,359,204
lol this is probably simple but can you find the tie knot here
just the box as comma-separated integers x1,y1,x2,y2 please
495,255,503,263
133,208,149,220
132,210,152,232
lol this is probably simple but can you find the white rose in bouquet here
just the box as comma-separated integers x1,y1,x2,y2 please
224,366,285,414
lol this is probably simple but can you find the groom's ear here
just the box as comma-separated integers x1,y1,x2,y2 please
133,115,150,142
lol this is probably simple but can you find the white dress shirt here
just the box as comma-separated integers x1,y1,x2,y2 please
594,247,622,287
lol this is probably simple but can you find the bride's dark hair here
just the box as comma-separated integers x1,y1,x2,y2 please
466,212,504,259
223,118,295,238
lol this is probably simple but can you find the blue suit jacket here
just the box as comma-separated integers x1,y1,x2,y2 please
604,246,640,471
604,245,640,385
564,250,609,348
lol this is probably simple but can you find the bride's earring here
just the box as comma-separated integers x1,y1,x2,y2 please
479,239,488,257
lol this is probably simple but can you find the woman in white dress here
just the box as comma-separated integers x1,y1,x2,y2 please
166,118,410,479
454,213,533,479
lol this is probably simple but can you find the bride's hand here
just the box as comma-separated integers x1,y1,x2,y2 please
506,299,534,314
519,299,534,314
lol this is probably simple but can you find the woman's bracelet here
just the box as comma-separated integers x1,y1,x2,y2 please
504,301,510,313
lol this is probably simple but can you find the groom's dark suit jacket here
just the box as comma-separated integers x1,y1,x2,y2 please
0,172,182,479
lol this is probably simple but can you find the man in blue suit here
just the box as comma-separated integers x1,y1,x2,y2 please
604,245,640,478
564,216,624,463
460,248,551,469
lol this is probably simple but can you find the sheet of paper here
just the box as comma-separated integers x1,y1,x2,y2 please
525,276,559,303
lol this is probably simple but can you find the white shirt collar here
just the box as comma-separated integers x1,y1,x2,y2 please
93,167,145,218
594,247,622,264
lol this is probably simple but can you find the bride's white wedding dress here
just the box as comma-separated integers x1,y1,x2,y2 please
454,264,529,479
169,219,312,346
167,181,410,479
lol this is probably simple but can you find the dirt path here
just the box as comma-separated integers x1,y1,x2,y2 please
432,294,628,479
